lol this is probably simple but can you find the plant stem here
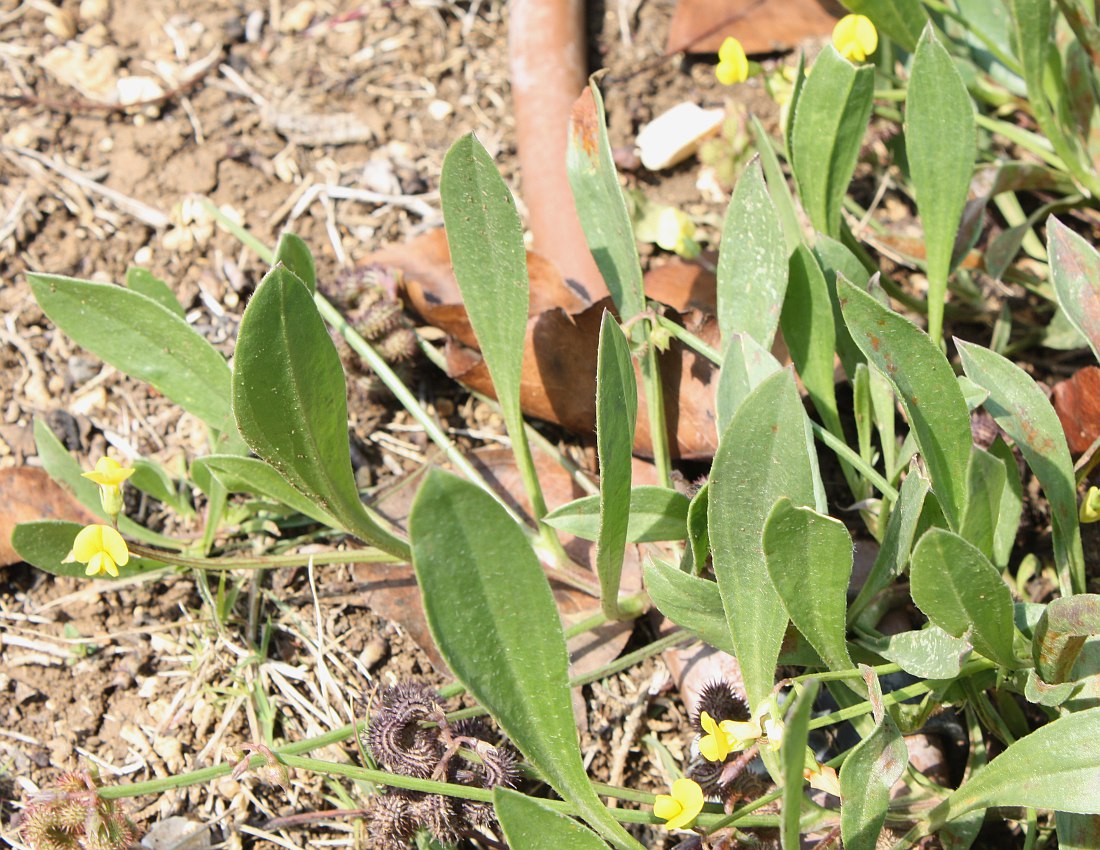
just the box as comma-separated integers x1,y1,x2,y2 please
641,330,672,489
128,543,401,570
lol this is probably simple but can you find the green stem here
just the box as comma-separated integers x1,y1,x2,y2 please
809,421,899,501
129,543,400,570
974,114,1069,172
652,314,721,365
641,327,672,489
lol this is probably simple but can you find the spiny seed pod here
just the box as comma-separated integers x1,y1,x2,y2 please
364,792,419,850
374,327,418,363
692,679,748,733
413,793,464,846
359,301,404,340
367,683,445,779
460,798,498,830
685,753,730,797
474,740,520,789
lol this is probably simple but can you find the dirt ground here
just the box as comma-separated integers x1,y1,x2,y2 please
0,1,792,848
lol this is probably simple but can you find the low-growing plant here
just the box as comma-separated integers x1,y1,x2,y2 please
13,6,1100,849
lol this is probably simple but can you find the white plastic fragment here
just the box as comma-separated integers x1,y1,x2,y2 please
635,102,725,171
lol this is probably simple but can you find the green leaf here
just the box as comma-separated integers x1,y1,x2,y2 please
129,459,192,517
839,677,909,850
989,437,1023,569
960,446,1006,561
409,470,642,850
750,116,803,253
840,0,927,51
862,625,972,679
763,499,854,673
191,455,338,527
905,24,977,344
716,333,782,434
595,314,638,617
781,246,843,443
956,339,1086,594
125,267,184,317
1048,216,1100,363
709,369,819,710
28,273,233,434
789,45,875,237
781,679,819,850
813,234,869,380
911,528,1018,669
273,232,317,295
33,419,179,548
543,487,689,543
12,520,166,580
717,159,787,350
494,789,610,850
686,482,710,573
1033,594,1100,684
643,559,735,656
567,80,645,321
934,706,1100,819
1057,811,1100,850
838,277,971,529
232,265,408,559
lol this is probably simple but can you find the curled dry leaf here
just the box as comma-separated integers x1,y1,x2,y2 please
1052,365,1100,454
364,230,722,458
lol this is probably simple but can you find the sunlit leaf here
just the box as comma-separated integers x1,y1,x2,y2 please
544,487,689,543
12,520,166,580
494,789,610,850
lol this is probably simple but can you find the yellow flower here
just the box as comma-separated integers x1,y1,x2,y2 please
716,37,749,85
1081,486,1100,523
655,208,700,259
833,14,878,63
81,456,134,520
653,777,704,830
804,760,841,797
67,524,130,577
698,710,759,761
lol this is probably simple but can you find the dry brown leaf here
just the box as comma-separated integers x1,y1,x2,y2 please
667,0,844,55
0,466,98,566
1053,366,1100,454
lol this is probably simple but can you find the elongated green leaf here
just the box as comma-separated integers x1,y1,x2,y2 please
960,446,1006,561
232,265,408,559
789,45,875,237
409,470,642,850
813,235,869,380
33,419,179,547
839,684,909,850
1048,217,1100,362
544,487,688,543
750,116,803,253
934,706,1100,819
494,789,610,850
781,679,819,850
1057,811,1100,850
709,369,818,710
441,134,528,428
717,159,787,350
595,314,638,617
989,437,1023,568
905,24,977,345
839,277,971,529
567,80,644,321
764,499,854,673
716,333,782,433
840,0,927,51
192,455,338,527
911,529,1018,669
274,231,316,295
957,340,1085,594
861,625,972,679
125,267,184,317
686,482,709,574
782,246,842,441
1033,594,1100,684
28,273,233,433
1009,0,1050,103
12,520,166,579
643,559,735,656
130,459,192,517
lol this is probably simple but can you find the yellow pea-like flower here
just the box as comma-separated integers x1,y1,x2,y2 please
1080,486,1100,523
69,524,130,578
716,37,749,85
833,14,878,63
81,456,134,520
655,208,700,260
804,760,842,797
698,710,761,761
653,777,704,830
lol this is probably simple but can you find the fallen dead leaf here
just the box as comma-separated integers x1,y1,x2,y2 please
0,466,98,566
1053,366,1100,454
667,0,844,55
